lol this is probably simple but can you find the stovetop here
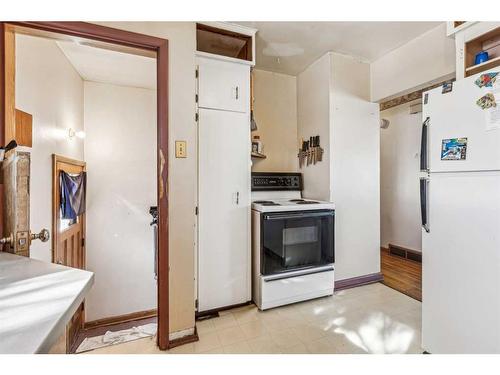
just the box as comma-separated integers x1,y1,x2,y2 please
252,198,335,212
251,172,335,212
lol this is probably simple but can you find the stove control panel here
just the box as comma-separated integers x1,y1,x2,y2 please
251,172,302,191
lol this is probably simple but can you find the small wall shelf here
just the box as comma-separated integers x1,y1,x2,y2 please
465,55,500,76
465,27,500,77
251,152,266,159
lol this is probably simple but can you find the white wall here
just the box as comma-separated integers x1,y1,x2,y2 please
380,102,422,252
84,81,157,321
330,53,380,280
297,54,332,200
15,34,84,263
96,22,197,334
371,23,455,102
252,69,297,172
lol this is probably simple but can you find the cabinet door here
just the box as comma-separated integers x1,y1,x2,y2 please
198,108,250,311
197,57,249,113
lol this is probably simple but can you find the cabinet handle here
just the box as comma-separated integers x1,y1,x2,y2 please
236,191,239,205
235,86,239,100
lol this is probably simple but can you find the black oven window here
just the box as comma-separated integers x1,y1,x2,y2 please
261,210,334,275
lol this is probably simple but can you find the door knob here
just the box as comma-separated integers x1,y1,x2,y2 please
0,233,14,245
31,229,50,243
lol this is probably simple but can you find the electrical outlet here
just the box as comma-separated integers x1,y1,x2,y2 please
175,141,187,158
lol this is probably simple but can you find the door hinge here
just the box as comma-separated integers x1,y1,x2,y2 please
195,206,198,215
195,69,199,78
195,94,198,103
81,237,85,247
195,299,198,309
195,112,199,122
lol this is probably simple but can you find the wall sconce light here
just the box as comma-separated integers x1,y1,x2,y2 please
68,128,85,140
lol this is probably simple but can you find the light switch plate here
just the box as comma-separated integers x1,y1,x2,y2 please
175,141,187,158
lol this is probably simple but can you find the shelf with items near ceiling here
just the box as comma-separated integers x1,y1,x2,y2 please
464,26,500,77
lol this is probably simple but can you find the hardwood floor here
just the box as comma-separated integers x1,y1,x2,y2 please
381,247,422,301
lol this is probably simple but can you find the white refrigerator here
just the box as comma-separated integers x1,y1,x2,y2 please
421,70,500,353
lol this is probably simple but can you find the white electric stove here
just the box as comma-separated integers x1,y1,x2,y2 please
251,172,335,310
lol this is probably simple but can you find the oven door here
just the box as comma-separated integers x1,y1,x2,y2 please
260,210,334,276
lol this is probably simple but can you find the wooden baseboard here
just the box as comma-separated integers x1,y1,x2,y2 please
84,309,157,330
169,327,199,349
335,272,384,291
386,244,422,263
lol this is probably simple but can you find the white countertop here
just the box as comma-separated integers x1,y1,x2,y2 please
0,252,94,354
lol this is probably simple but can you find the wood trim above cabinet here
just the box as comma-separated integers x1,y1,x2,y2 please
379,78,455,111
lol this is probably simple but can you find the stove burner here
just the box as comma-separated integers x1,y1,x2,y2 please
254,200,280,206
296,200,319,205
289,199,305,202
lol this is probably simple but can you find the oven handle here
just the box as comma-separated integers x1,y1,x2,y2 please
263,266,334,282
263,211,334,221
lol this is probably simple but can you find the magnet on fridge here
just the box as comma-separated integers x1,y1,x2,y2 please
441,138,467,160
474,72,498,88
476,93,497,110
442,82,453,94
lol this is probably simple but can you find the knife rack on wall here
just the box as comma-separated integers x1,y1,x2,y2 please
298,135,323,168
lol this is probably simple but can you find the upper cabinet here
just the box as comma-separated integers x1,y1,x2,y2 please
197,56,250,113
450,22,500,79
196,22,257,66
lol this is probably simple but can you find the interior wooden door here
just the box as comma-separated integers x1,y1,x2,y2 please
52,154,86,352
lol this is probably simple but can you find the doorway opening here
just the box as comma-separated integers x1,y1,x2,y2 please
379,100,423,301
0,22,170,351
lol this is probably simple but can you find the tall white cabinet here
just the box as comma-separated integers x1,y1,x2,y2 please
196,55,252,312
297,52,380,283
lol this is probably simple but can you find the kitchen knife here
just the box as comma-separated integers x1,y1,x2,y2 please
310,136,315,164
306,141,311,165
316,136,322,162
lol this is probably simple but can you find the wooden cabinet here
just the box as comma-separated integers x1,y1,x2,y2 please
15,109,33,147
197,57,249,113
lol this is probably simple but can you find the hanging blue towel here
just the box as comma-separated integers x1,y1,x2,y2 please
60,171,87,220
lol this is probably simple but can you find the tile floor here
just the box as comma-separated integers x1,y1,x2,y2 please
85,282,422,354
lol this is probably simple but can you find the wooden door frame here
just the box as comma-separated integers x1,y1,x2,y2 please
0,22,170,350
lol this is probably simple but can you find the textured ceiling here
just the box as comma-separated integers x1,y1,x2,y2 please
236,22,442,75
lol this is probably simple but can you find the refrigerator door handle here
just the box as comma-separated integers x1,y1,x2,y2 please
420,177,429,233
420,117,430,171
